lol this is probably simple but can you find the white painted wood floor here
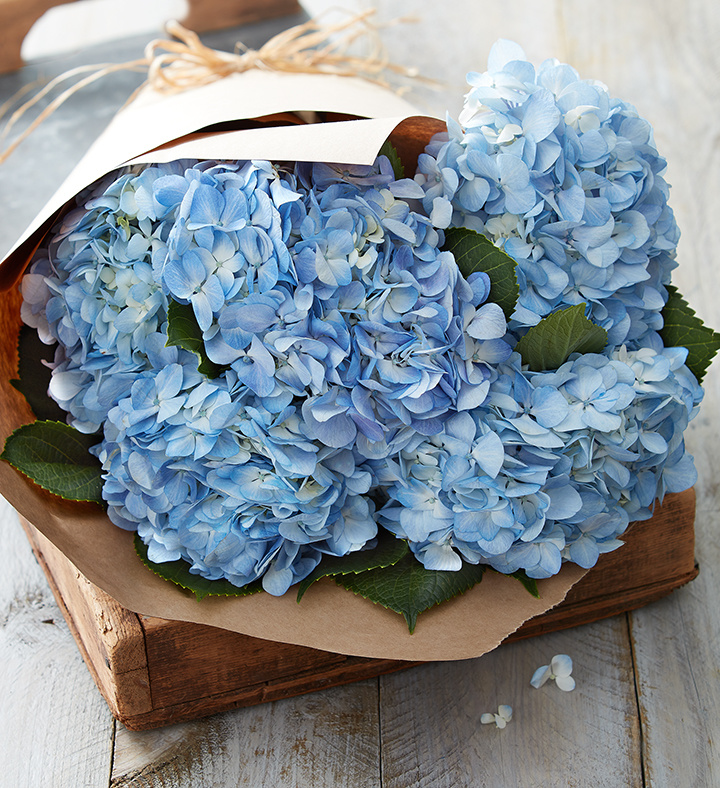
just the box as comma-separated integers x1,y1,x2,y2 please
1,1,718,785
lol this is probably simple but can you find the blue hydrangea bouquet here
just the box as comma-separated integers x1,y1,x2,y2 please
1,34,718,650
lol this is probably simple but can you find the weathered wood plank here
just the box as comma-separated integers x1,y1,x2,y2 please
563,0,720,788
630,585,720,788
22,520,154,721
380,619,641,787
110,681,381,787
629,277,720,784
0,499,114,788
550,2,720,787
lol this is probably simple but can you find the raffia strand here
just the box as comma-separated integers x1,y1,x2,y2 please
0,9,432,166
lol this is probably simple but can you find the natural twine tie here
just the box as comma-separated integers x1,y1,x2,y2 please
0,10,429,166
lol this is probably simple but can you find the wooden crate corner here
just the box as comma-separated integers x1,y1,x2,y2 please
19,488,697,731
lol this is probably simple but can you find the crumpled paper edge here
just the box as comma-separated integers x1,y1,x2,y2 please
0,71,589,661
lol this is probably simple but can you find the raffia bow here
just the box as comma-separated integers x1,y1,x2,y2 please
147,14,422,92
0,10,430,165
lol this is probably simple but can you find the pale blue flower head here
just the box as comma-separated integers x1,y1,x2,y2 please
416,41,683,350
24,86,702,598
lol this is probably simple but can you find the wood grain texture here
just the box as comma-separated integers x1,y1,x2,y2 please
16,490,693,731
22,519,153,719
549,3,720,787
139,616,347,709
380,620,641,788
630,587,720,788
111,681,381,788
0,499,114,788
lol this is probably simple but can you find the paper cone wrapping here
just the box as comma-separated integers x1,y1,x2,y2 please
0,70,587,661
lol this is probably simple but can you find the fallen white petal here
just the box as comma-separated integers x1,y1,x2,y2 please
530,664,551,688
551,654,573,677
481,705,513,728
555,674,576,692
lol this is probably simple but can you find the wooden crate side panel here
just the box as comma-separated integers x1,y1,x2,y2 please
563,487,696,602
18,489,697,730
507,566,698,642
21,519,153,718
122,654,411,731
140,616,353,708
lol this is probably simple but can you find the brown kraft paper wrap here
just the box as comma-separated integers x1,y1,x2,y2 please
0,71,588,662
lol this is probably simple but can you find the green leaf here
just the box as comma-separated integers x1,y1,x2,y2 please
660,286,720,383
1,420,103,502
507,569,540,598
516,303,608,371
166,300,223,378
10,326,66,422
134,534,263,600
378,139,405,180
443,227,519,319
296,530,409,602
335,554,485,633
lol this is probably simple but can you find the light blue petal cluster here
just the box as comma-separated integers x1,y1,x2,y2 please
386,41,703,576
21,46,703,593
416,40,680,348
375,344,699,578
24,154,509,594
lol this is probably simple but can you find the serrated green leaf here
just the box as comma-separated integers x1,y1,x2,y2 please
296,530,409,602
134,534,263,600
378,139,405,180
335,554,485,633
166,300,223,378
1,420,103,502
507,569,540,598
516,303,608,371
443,227,519,320
660,286,720,383
10,326,66,422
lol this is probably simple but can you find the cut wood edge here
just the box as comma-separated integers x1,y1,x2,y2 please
20,517,153,719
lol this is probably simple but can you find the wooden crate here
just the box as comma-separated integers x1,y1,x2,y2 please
20,488,697,731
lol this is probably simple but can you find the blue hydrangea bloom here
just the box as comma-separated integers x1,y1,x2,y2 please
416,40,683,352
24,153,508,594
20,49,703,595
